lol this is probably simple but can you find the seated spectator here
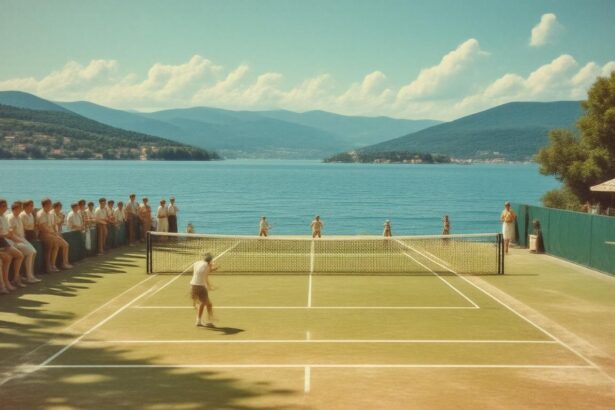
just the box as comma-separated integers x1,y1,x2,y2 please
0,246,12,294
7,201,40,283
0,198,25,289
19,200,37,243
94,198,108,255
53,202,65,233
67,202,84,232
37,198,72,273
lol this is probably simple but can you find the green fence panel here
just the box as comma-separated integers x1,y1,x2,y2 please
511,203,529,247
545,209,592,266
590,215,615,275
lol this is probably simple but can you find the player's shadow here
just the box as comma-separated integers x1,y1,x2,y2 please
202,324,245,335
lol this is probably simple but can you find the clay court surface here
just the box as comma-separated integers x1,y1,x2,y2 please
1,244,615,409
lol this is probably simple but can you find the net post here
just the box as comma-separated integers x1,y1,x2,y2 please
146,231,152,274
497,233,505,274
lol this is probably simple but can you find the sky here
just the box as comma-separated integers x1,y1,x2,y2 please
0,0,614,120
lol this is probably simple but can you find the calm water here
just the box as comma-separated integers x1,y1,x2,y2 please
0,160,559,235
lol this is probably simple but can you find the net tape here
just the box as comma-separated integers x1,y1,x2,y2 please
147,232,504,275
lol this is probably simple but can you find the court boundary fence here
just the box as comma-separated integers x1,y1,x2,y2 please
512,203,615,275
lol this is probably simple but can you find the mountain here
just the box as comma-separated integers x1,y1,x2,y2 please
359,101,583,161
0,104,218,160
0,91,71,113
257,110,441,146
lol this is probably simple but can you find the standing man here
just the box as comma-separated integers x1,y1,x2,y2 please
95,198,108,255
190,253,218,327
311,215,324,238
500,201,516,255
168,196,179,233
67,202,84,232
383,220,392,237
138,198,152,242
125,194,138,245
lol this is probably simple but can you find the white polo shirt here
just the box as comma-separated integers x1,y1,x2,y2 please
7,213,25,238
0,213,10,236
168,204,178,216
114,208,125,223
94,207,107,224
190,260,208,286
19,211,35,231
36,209,55,233
67,210,83,231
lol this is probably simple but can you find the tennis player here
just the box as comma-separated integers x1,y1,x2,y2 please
259,216,272,237
311,215,324,238
190,253,218,327
383,220,392,237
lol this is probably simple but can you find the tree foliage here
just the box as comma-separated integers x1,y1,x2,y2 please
536,72,615,209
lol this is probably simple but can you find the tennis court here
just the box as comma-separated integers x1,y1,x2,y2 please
2,234,614,409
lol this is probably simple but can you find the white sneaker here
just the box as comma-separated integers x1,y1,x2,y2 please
27,277,42,284
195,319,203,327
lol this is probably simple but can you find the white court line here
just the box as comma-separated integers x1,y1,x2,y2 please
89,339,558,345
308,240,314,307
40,364,593,370
400,241,615,384
395,240,479,309
304,366,311,393
131,305,478,310
0,267,161,387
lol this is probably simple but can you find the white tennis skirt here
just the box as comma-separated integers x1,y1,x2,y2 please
502,222,515,241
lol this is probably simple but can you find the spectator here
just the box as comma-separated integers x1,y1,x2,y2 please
125,194,138,245
0,199,25,289
383,220,392,237
85,202,96,228
7,201,40,283
37,198,72,272
500,201,517,255
0,246,11,294
114,201,126,226
107,200,116,225
95,198,108,255
53,202,65,233
168,197,179,233
138,197,152,241
67,202,84,232
157,199,169,233
19,200,36,243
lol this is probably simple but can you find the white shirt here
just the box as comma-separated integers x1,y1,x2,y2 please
125,200,138,215
19,211,35,230
157,206,168,218
7,213,25,238
190,261,208,286
114,208,125,223
36,209,55,232
168,204,178,216
0,214,9,235
94,207,107,224
67,210,83,231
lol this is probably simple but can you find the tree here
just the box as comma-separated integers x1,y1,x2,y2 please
536,72,615,209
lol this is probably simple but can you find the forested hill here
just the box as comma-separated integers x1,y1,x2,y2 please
360,101,583,161
0,104,219,160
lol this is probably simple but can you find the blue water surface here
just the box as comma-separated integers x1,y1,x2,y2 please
0,160,559,235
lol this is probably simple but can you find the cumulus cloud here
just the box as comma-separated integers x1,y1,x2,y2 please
0,51,613,121
530,13,562,47
456,55,615,114
396,38,487,101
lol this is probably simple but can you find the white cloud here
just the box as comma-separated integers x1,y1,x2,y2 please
0,51,613,121
396,38,487,101
456,55,615,114
530,13,562,47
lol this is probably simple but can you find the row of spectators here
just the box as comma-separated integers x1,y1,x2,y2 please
0,195,179,294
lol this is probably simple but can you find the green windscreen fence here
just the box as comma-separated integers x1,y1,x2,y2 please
512,203,615,275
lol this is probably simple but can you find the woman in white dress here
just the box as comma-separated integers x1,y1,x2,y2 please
500,201,516,255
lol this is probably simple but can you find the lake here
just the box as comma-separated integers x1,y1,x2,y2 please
0,160,559,236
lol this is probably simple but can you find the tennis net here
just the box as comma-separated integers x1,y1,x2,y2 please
147,232,504,275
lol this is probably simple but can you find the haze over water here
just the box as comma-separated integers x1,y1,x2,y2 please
0,160,559,236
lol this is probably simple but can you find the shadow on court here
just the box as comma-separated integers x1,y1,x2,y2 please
202,324,246,335
0,246,306,409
